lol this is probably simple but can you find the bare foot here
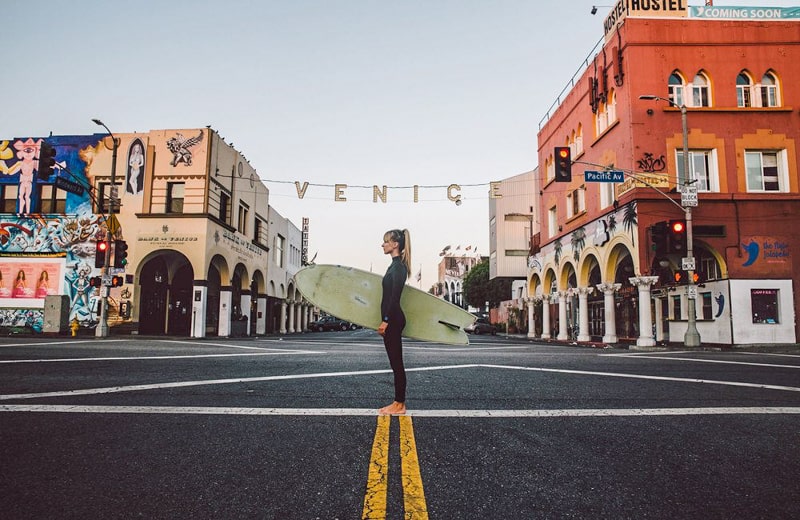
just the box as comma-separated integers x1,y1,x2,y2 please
378,401,407,415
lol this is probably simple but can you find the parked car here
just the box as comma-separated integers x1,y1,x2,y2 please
465,316,496,335
309,315,356,332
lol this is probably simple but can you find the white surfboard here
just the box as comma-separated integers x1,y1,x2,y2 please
294,264,476,345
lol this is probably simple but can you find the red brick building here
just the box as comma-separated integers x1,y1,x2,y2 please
528,3,800,346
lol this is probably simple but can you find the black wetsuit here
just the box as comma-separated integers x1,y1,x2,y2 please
381,256,407,403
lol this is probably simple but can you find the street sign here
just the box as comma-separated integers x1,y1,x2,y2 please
682,257,696,271
681,185,698,207
687,285,698,300
106,214,121,235
585,170,625,182
54,175,85,196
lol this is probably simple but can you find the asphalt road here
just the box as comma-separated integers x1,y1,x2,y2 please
1,332,798,519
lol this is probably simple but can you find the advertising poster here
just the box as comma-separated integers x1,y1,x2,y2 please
0,259,62,302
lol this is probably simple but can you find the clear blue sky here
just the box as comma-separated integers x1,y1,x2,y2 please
4,1,796,290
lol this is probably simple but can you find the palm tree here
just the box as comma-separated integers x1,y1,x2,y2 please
623,202,638,246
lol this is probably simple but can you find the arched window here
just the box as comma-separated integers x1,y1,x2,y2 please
575,124,584,155
760,72,779,107
690,72,710,107
668,71,685,107
736,71,753,107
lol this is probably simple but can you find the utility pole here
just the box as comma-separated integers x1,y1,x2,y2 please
92,119,119,338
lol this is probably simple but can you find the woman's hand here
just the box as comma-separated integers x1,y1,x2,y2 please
377,321,388,336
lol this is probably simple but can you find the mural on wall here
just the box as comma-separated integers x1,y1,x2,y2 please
533,202,637,280
167,131,203,167
126,138,145,194
741,237,791,268
0,135,129,331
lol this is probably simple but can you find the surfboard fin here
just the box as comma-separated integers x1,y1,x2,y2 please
438,320,461,330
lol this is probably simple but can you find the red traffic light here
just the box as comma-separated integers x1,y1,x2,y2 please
557,148,569,159
671,221,685,233
98,242,108,251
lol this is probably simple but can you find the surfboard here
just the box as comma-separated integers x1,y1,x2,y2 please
294,264,476,345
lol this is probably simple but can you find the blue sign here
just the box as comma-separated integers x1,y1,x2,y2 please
585,170,624,182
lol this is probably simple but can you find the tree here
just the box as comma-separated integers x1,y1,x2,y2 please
462,259,513,310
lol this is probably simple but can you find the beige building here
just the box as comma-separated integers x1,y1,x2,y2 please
87,127,308,337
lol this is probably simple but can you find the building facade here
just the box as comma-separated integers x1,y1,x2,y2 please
528,4,800,346
0,128,307,336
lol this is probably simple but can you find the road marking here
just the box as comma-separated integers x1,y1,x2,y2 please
600,354,799,369
2,405,799,417
362,415,390,519
0,339,129,348
3,362,800,402
0,350,326,365
0,365,478,401
399,416,429,519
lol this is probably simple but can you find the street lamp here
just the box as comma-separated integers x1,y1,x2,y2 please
92,118,119,338
639,95,701,347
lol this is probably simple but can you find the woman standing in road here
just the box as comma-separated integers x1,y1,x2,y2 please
377,228,411,415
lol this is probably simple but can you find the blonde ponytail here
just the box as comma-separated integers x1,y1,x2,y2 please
401,229,412,277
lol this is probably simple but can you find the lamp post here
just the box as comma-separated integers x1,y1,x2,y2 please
639,95,701,347
92,118,119,338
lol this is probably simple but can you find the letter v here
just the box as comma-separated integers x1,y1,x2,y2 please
295,181,309,199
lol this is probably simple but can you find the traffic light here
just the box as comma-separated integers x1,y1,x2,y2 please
650,221,668,257
667,219,687,254
674,270,700,285
114,240,128,268
38,141,56,180
111,275,124,287
95,241,109,268
554,146,572,182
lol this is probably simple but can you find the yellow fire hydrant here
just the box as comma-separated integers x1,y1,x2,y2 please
70,318,80,337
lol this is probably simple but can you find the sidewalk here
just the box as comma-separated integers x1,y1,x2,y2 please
496,332,800,353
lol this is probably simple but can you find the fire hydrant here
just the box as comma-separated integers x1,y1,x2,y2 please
70,318,80,337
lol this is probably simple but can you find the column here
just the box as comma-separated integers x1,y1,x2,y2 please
287,300,295,333
541,295,551,340
191,283,208,338
577,287,593,342
279,300,288,334
218,287,232,337
526,297,536,339
596,282,621,344
629,276,659,347
557,291,568,341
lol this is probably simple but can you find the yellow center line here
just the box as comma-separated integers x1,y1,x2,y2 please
399,416,429,520
362,415,390,519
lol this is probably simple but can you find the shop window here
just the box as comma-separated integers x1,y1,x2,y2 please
672,295,682,320
751,289,779,324
219,191,231,224
690,72,711,107
676,150,717,192
97,181,122,214
237,203,249,235
274,234,285,268
166,182,185,213
548,206,558,237
37,184,67,214
736,72,753,107
759,72,779,107
701,292,713,320
668,71,685,107
1,185,18,213
745,151,784,192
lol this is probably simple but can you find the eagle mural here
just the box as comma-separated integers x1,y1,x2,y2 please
166,131,204,167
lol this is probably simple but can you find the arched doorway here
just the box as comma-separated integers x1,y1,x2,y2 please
139,257,168,335
168,264,194,336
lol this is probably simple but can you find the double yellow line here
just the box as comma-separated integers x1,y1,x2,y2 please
362,415,428,519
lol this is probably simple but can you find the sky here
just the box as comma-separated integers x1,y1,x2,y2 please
4,0,797,291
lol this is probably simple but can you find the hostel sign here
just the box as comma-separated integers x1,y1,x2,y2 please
605,0,689,40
